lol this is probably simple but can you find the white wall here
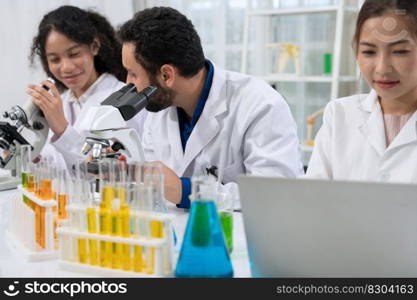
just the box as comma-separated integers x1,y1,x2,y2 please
0,0,134,117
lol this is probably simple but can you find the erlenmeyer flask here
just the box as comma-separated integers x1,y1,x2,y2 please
175,176,233,278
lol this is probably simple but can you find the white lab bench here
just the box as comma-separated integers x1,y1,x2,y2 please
0,189,251,277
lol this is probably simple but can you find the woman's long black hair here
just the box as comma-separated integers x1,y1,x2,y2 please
30,5,126,92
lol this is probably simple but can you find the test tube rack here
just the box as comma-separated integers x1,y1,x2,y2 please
6,185,58,261
57,204,175,277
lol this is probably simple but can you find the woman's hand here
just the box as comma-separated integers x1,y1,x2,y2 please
27,80,68,138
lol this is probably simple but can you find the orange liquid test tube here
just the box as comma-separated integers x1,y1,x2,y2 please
27,175,35,193
41,179,53,200
35,204,40,246
58,194,68,219
39,207,46,248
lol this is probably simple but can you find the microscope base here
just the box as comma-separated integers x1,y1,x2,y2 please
0,174,19,191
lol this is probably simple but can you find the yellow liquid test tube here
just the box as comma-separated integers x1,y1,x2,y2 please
75,187,88,264
116,186,130,270
111,200,123,270
78,239,87,264
78,207,88,264
148,220,164,274
99,203,112,267
133,245,143,272
99,186,113,267
102,186,114,207
87,207,98,265
120,202,131,271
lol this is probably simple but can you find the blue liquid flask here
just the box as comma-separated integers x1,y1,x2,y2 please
175,178,233,278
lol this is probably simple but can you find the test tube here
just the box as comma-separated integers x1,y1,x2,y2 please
128,162,141,234
110,160,127,269
151,162,167,213
141,176,152,274
57,170,69,220
21,145,32,206
68,177,77,228
51,166,58,201
27,163,36,194
116,161,133,270
51,167,59,247
128,163,143,272
21,145,31,187
85,175,98,266
40,159,53,200
141,163,155,273
121,182,132,271
33,161,42,197
145,162,166,274
39,205,46,249
37,159,51,248
74,162,87,264
30,162,39,244
101,160,115,208
110,190,123,269
64,177,76,261
99,160,113,267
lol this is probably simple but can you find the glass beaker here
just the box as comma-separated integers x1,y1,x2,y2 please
175,176,233,278
217,191,235,254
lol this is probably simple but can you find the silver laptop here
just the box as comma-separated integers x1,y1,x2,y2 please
238,176,417,277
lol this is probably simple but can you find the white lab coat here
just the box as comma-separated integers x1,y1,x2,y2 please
142,65,303,205
41,73,147,171
306,89,417,183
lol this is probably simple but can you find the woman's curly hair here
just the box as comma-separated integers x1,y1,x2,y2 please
30,5,126,92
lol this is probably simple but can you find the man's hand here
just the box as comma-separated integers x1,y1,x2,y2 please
151,161,182,204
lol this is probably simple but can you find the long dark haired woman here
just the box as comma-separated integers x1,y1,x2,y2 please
27,5,145,169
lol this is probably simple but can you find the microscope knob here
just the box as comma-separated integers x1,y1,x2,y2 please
33,121,44,130
111,142,125,152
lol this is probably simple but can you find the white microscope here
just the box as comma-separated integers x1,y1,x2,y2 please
78,84,157,174
0,80,52,190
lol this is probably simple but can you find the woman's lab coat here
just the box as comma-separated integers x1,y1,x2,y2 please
142,65,304,200
41,73,146,171
306,90,417,182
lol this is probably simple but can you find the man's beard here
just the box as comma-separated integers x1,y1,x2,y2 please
145,80,175,112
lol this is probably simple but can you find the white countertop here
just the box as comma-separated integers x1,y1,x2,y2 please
0,189,251,277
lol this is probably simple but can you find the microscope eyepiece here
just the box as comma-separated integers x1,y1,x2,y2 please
101,84,158,121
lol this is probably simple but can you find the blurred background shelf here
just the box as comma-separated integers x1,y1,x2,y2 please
240,0,366,166
262,73,358,83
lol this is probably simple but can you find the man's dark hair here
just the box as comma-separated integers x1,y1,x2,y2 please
30,5,126,92
118,7,205,77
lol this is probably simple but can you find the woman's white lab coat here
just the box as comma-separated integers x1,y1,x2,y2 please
142,65,303,200
41,73,146,171
306,89,417,183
